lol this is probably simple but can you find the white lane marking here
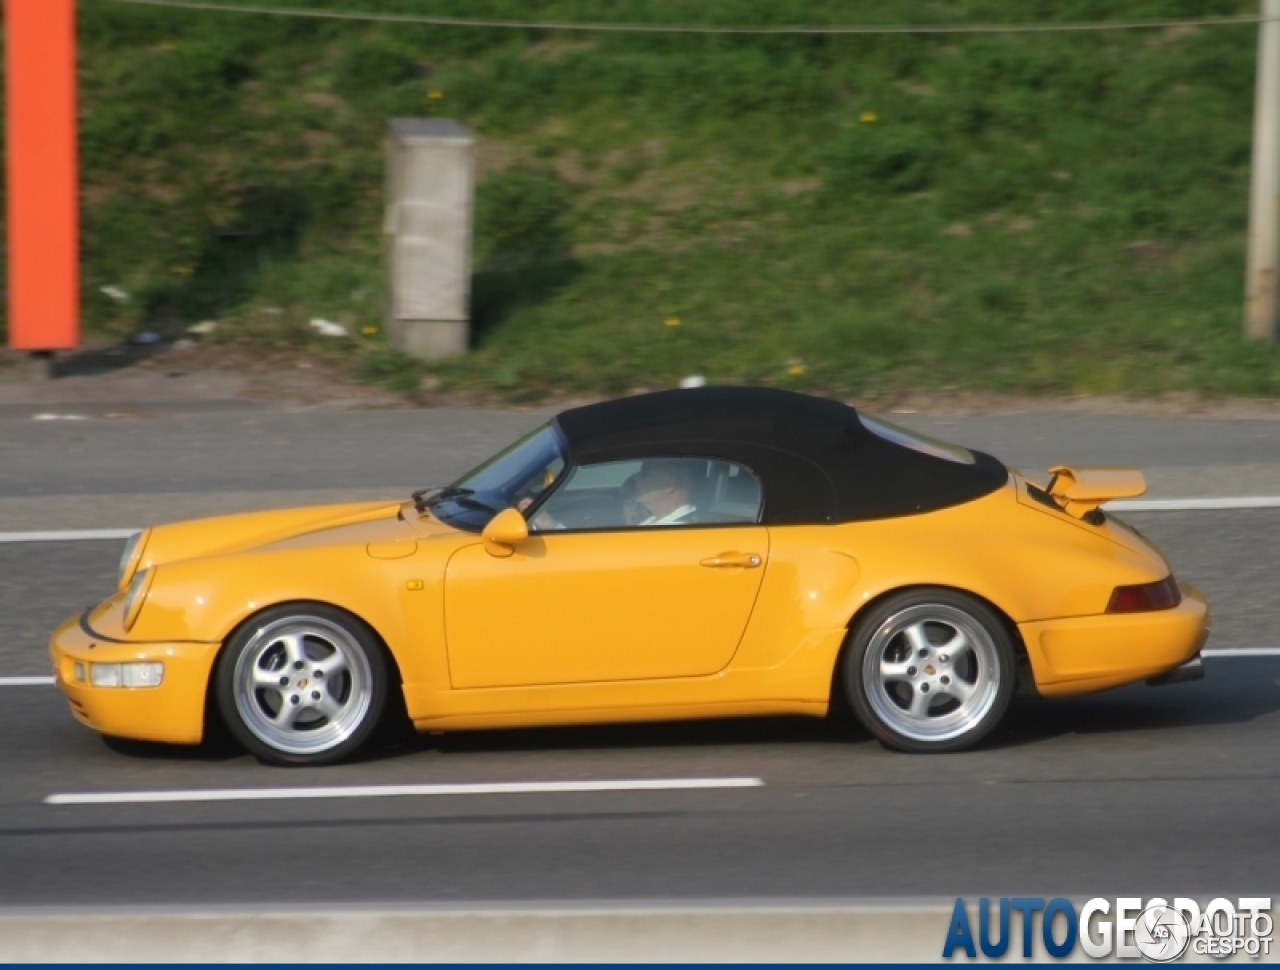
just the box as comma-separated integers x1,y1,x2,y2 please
5,648,1279,691
6,648,1278,692
0,496,1276,546
0,529,135,544
45,777,765,806
1109,496,1280,512
0,497,1277,546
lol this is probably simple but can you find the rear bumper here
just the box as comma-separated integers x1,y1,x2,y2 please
1018,583,1210,697
49,610,219,745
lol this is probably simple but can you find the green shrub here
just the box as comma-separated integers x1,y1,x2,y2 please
335,37,424,102
475,168,572,262
823,124,939,195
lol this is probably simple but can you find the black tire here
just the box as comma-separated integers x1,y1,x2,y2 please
215,604,389,766
841,588,1016,753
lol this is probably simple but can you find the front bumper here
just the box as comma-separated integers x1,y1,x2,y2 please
49,610,220,745
1018,583,1210,697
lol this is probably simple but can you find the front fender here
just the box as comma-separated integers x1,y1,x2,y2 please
102,541,455,689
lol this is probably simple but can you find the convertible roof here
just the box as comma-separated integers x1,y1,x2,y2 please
554,387,1007,525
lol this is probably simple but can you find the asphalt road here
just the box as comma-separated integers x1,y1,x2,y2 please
0,651,1276,904
0,406,1277,906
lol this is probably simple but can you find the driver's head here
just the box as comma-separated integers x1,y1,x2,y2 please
633,460,691,519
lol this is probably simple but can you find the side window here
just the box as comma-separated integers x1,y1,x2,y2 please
531,457,763,532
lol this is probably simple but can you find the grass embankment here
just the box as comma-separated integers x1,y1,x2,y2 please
18,0,1280,398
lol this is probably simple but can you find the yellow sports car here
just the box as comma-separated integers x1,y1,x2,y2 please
50,388,1209,764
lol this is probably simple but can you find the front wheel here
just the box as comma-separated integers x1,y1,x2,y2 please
215,604,388,766
842,589,1016,753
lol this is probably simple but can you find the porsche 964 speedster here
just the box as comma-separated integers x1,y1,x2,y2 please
50,387,1209,764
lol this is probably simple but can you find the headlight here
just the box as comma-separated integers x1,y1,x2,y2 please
117,529,150,590
121,568,155,630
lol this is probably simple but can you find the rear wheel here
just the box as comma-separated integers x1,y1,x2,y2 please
215,604,388,766
842,589,1015,753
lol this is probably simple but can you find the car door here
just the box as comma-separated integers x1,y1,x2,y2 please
443,457,768,689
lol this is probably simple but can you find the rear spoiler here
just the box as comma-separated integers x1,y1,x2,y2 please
1045,465,1146,520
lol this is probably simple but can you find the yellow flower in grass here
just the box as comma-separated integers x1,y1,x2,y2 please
361,325,379,336
859,111,879,123
428,90,445,102
664,316,682,328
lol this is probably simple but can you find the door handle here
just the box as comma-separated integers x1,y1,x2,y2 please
700,552,763,569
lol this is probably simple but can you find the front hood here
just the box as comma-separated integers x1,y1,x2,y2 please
135,500,459,574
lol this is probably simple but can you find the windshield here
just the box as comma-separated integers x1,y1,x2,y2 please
423,424,566,532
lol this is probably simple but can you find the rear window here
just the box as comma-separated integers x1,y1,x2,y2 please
859,414,976,465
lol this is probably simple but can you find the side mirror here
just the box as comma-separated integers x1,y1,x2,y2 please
482,507,529,558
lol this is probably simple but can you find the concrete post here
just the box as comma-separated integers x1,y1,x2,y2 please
1245,0,1280,342
384,119,474,360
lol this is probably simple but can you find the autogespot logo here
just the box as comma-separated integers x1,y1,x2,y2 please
942,897,1274,961
1133,904,1191,963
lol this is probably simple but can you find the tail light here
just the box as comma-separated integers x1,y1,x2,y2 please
1106,576,1181,613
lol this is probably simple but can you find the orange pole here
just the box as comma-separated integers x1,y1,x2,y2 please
5,0,79,351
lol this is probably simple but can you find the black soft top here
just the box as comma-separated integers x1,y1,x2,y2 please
554,387,1007,525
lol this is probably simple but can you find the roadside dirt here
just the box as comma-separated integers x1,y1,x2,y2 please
0,340,406,411
4,339,1280,419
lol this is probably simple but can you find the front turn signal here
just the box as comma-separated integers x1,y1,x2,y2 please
1106,576,1181,613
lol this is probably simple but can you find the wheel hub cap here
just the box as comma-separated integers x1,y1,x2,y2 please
231,616,373,757
862,604,1001,743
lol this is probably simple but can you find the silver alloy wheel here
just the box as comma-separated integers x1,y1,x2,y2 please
860,603,1002,743
231,615,374,757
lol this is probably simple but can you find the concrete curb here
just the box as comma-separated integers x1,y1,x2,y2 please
0,903,956,963
1,901,1273,962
